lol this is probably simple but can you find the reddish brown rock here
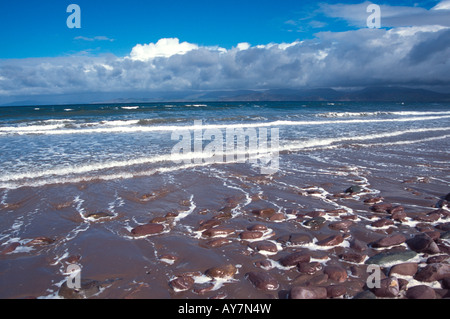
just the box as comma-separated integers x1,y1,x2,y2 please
316,234,344,247
288,233,313,245
0,242,20,255
371,203,392,213
202,228,234,238
205,264,237,279
406,233,440,254
370,218,394,228
297,262,322,275
371,234,406,248
324,265,348,283
247,224,267,231
269,213,285,222
350,239,368,252
251,208,276,219
391,210,407,222
415,213,440,223
426,255,449,264
279,251,311,267
389,263,418,276
290,286,327,299
339,252,367,263
306,211,325,218
240,231,263,240
328,220,353,231
26,237,55,246
207,238,232,248
364,197,384,204
325,209,347,215
249,241,278,253
149,216,167,224
371,277,400,298
131,223,164,237
246,271,279,291
326,285,347,298
406,285,436,299
170,276,194,291
436,223,450,231
414,263,450,282
388,206,404,214
198,219,222,231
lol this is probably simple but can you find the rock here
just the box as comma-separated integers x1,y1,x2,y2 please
247,224,268,231
328,220,353,231
353,290,377,299
131,223,164,237
364,197,384,204
350,239,368,252
406,233,440,254
249,241,278,253
297,262,322,275
278,251,311,267
159,254,178,264
436,223,450,232
26,237,55,246
288,233,313,245
198,219,222,231
391,210,407,222
207,238,232,248
255,260,274,270
0,242,20,255
205,264,237,279
406,285,436,299
371,234,406,248
388,206,404,214
240,231,263,240
326,285,347,298
193,282,215,295
269,213,285,222
251,208,276,219
324,265,348,283
445,193,450,201
303,217,326,228
290,286,327,299
442,277,450,289
415,213,440,223
414,263,450,282
305,211,325,218
371,203,392,213
339,252,366,263
325,209,347,215
86,211,114,220
170,276,195,291
426,255,449,264
398,278,409,291
316,234,344,247
365,250,417,265
345,185,363,194
370,218,394,228
371,277,399,298
246,272,279,291
202,228,234,238
389,263,418,276
441,231,450,240
423,231,441,241
58,279,101,299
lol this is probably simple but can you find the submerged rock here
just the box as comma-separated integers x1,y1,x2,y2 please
371,277,400,298
365,250,417,265
278,251,311,267
170,276,195,292
406,233,440,254
246,271,279,291
86,211,114,220
205,264,237,279
371,234,406,248
131,223,164,237
316,234,344,247
414,263,450,282
406,285,436,299
58,279,102,299
290,286,327,299
345,185,363,194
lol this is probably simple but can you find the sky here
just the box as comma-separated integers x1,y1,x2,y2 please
0,0,450,104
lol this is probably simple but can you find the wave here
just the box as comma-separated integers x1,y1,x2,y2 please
317,110,450,118
0,126,448,189
1,115,449,136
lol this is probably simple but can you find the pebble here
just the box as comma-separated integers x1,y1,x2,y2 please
353,290,377,299
406,233,440,254
131,224,164,237
414,263,450,282
371,234,406,248
247,224,268,231
426,255,449,264
389,263,418,276
326,285,347,298
290,286,327,299
297,262,322,275
170,276,195,291
323,265,348,283
249,241,278,253
240,231,263,240
328,220,353,231
251,208,276,219
371,203,392,213
0,242,20,255
303,217,326,228
345,185,363,194
86,211,114,220
278,251,311,267
26,237,55,246
205,264,237,279
207,238,232,248
246,271,279,291
436,223,450,232
58,279,101,299
370,218,394,228
339,252,367,263
371,277,400,298
406,285,436,299
316,234,344,247
202,228,234,238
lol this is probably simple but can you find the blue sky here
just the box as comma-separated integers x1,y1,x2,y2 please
0,0,439,59
0,0,450,104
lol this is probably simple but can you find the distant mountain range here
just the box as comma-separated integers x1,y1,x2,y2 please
2,87,450,106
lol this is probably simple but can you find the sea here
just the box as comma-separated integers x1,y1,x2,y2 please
0,101,449,299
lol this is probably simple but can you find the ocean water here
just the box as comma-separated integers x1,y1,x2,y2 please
0,101,449,299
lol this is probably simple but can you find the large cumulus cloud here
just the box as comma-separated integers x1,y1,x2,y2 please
1,22,450,98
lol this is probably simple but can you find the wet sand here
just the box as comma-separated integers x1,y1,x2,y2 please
0,148,449,299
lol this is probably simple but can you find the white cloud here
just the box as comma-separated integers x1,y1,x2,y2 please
74,36,115,42
432,1,450,10
129,38,199,61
